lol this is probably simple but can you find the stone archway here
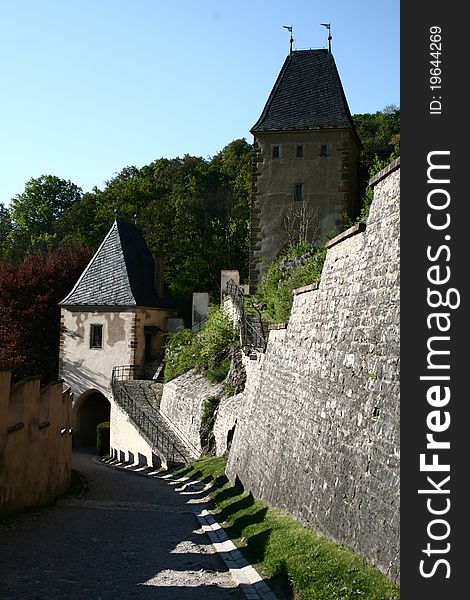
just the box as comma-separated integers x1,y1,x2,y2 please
74,390,110,448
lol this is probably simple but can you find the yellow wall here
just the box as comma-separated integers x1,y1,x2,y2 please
0,371,73,514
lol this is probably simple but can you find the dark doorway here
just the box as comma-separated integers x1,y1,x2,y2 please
76,391,110,447
145,333,153,360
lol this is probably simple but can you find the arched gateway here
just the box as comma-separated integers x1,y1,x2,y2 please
74,390,110,447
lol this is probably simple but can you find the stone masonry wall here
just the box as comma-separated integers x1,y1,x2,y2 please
213,393,243,456
159,371,224,455
227,159,400,582
250,129,360,289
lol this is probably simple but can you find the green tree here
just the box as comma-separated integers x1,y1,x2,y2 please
0,202,12,259
37,139,252,319
9,175,82,258
55,190,104,249
353,105,400,209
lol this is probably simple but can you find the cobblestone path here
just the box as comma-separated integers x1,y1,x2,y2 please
0,449,247,600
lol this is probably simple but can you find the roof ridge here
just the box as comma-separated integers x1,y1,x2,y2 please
251,54,291,133
59,220,121,305
60,219,177,310
114,220,138,305
251,50,357,134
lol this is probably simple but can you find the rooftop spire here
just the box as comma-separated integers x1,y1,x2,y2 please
321,23,332,53
283,25,294,55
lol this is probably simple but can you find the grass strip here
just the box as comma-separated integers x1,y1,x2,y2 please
174,456,399,600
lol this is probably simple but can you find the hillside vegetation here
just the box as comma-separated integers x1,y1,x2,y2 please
0,107,399,382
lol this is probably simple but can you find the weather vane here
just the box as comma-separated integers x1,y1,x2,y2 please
321,23,332,53
283,25,294,55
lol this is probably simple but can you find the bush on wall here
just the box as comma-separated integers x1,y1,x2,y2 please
164,305,237,383
255,241,326,323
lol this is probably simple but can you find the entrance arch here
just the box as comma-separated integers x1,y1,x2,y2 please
74,390,110,447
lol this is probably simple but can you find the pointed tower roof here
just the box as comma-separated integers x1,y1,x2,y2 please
251,49,357,133
60,220,176,309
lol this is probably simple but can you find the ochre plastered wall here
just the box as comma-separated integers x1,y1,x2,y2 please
0,371,73,514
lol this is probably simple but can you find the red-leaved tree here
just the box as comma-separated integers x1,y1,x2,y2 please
0,244,93,384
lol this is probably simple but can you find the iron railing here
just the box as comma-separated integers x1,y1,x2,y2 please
111,366,187,466
192,316,208,333
224,279,266,352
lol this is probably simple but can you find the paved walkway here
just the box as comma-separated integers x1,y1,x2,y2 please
0,449,277,600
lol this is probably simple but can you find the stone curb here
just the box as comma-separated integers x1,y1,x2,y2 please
99,457,278,599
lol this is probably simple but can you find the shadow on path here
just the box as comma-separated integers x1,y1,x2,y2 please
0,449,245,600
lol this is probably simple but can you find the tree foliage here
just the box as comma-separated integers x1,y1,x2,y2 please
7,175,82,259
0,115,399,382
352,105,400,209
164,305,237,383
0,244,93,384
0,202,12,259
255,241,327,323
54,139,252,319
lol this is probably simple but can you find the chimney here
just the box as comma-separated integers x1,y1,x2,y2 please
154,253,165,299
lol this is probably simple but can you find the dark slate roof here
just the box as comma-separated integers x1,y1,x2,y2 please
60,220,177,309
251,49,356,133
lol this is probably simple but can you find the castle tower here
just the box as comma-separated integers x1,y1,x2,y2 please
250,49,361,289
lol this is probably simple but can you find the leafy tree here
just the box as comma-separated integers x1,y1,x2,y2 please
55,190,104,249
0,244,93,384
0,202,12,259
56,140,252,319
211,138,252,200
8,175,82,258
353,105,400,209
5,139,252,321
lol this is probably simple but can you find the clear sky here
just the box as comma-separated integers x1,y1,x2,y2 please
0,1,399,206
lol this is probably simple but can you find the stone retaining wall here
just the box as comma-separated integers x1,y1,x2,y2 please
226,159,400,581
159,371,224,454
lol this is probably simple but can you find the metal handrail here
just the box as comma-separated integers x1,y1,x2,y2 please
192,316,208,333
224,279,266,352
111,367,187,466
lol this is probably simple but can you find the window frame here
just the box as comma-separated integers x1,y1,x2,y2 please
90,324,103,349
294,183,304,202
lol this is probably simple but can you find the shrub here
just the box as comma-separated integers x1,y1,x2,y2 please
205,357,231,383
164,305,237,383
256,242,326,323
358,151,399,223
163,328,197,382
96,421,110,455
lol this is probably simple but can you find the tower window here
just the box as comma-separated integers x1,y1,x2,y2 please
296,145,304,158
272,145,280,158
90,324,103,349
294,183,304,201
320,144,329,157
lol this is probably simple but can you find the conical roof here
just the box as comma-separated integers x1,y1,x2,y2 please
60,220,176,309
251,49,356,133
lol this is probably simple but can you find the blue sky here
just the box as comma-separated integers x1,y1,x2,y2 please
0,1,399,206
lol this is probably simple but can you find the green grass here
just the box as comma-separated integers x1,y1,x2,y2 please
174,456,399,600
204,358,231,383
